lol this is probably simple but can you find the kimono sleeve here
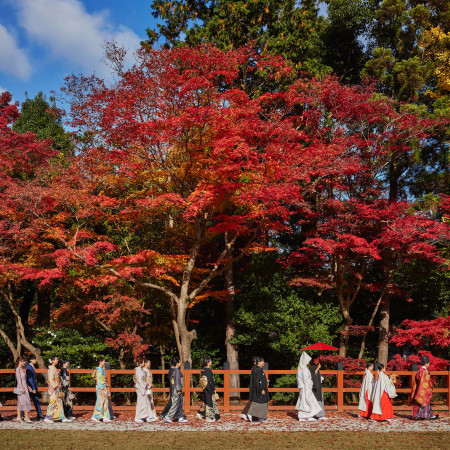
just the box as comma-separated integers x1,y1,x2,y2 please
385,377,397,399
173,369,183,391
296,370,305,389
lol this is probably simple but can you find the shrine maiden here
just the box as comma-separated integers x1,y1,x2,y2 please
370,364,396,422
358,362,374,418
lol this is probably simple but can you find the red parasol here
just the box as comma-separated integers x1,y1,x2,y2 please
301,342,339,351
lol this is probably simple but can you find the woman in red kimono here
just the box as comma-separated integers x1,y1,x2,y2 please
370,364,397,422
358,362,374,418
409,356,439,420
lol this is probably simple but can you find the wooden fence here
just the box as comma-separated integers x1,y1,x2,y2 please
1,365,449,413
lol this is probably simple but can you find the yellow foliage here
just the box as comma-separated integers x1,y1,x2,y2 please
420,27,450,96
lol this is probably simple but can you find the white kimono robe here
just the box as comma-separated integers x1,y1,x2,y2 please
358,369,374,412
296,366,322,419
370,372,397,416
135,366,154,420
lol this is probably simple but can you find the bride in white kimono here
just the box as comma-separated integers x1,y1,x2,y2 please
296,352,323,421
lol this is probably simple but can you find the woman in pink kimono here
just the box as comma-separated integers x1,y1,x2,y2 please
15,356,32,423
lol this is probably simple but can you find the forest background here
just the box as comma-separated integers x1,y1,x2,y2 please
0,0,449,403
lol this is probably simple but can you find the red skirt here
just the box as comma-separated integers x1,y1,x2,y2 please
370,391,393,421
359,391,373,418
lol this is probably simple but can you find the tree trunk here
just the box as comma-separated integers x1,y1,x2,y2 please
1,285,46,370
358,278,396,360
19,283,36,337
337,292,353,358
37,290,51,328
377,295,391,366
173,299,196,364
0,328,20,362
225,264,240,404
160,345,169,401
118,347,132,406
339,320,351,357
389,158,399,202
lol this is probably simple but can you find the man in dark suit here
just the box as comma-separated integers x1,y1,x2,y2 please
26,355,44,420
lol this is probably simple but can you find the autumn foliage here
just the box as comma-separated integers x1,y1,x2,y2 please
390,317,450,353
0,44,448,367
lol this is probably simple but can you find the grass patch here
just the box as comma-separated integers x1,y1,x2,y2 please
0,430,449,449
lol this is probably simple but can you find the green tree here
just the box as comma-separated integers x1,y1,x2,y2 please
146,0,330,75
13,92,73,158
232,253,341,366
319,0,374,84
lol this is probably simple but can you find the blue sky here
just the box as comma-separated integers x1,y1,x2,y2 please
0,0,158,105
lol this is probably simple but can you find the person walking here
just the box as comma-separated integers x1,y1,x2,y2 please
310,356,326,420
246,356,269,423
200,356,220,422
91,357,113,422
134,357,154,423
60,360,76,420
26,355,44,420
241,356,257,421
161,357,187,423
370,364,397,422
143,359,157,422
358,362,374,418
15,356,32,423
44,356,70,423
160,359,176,421
410,355,439,420
296,352,322,421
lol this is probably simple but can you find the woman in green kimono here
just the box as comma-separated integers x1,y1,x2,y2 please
91,358,113,422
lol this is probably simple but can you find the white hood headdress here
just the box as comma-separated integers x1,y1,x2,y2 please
298,351,311,371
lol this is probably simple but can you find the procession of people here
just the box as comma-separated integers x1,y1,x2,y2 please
0,352,441,424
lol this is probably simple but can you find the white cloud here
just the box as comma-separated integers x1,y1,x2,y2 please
15,0,141,77
0,24,32,80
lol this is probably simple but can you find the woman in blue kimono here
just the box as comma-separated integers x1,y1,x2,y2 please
91,358,113,422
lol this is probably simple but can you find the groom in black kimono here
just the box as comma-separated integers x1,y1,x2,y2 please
310,356,326,419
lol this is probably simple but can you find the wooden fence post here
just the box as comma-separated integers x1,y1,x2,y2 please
410,363,418,408
105,361,112,397
337,362,344,412
223,362,230,413
184,361,191,413
447,364,450,412
105,361,115,418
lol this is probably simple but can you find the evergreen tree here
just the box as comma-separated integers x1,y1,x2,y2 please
146,0,330,75
13,92,73,158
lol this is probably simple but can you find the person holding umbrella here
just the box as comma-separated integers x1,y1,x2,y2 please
310,355,326,419
299,342,338,421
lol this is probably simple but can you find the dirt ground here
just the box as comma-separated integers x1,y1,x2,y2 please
0,429,449,449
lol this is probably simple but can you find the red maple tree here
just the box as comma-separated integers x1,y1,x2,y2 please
286,78,449,363
0,91,57,367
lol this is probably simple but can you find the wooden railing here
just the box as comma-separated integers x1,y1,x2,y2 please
1,366,449,413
